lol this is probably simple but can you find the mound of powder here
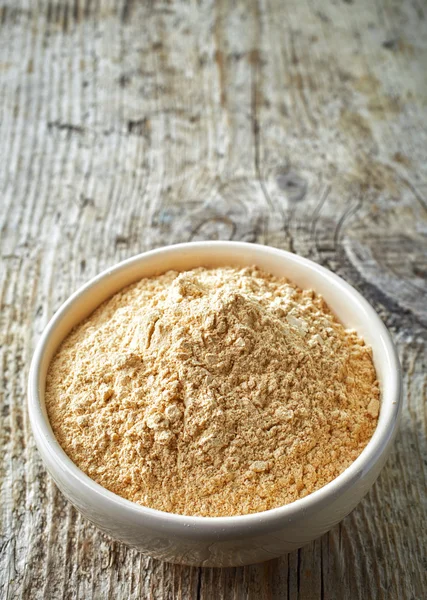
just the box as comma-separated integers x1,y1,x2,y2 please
46,266,379,516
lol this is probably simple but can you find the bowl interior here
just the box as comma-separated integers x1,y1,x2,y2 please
32,242,401,524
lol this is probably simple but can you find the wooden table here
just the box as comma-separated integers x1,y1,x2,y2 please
1,1,426,598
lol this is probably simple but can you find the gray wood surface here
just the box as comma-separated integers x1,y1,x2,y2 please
1,0,426,598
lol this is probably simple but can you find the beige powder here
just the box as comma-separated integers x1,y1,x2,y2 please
46,266,379,517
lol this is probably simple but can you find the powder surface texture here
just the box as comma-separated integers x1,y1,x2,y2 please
46,266,380,517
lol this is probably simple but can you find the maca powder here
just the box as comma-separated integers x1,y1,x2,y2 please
46,266,379,517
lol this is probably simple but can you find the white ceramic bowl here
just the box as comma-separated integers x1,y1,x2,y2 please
28,242,402,567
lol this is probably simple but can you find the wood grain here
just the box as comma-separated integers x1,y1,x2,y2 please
1,0,426,598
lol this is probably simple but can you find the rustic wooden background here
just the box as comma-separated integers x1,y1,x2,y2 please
1,0,426,598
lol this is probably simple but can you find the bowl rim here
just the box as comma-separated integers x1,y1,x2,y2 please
28,241,402,534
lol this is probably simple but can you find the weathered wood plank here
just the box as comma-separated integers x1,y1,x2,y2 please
0,0,426,598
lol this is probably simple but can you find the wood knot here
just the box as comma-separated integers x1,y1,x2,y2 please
276,168,307,202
